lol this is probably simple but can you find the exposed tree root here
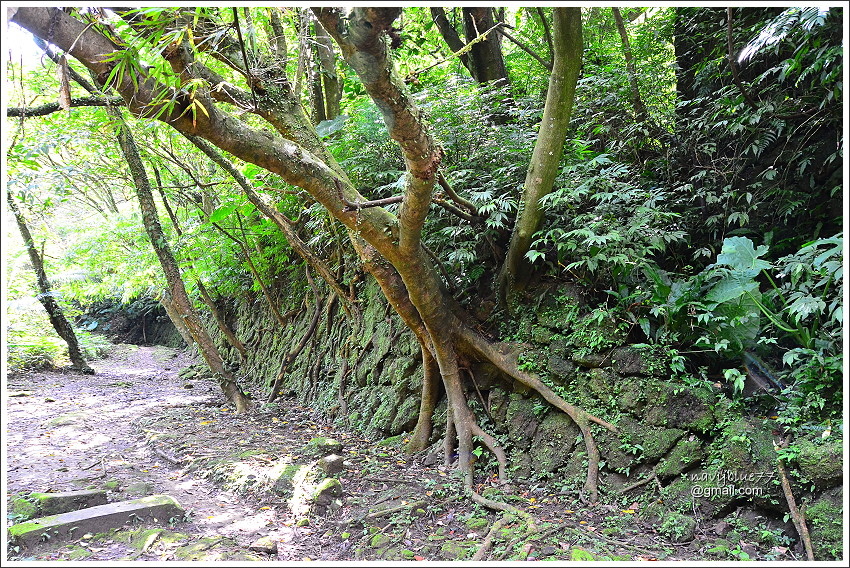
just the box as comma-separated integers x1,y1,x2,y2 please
458,328,616,502
407,346,440,453
472,514,511,561
470,494,537,560
621,471,661,494
267,267,323,402
469,423,507,484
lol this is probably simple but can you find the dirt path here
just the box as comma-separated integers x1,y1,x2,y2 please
6,343,702,562
6,344,286,560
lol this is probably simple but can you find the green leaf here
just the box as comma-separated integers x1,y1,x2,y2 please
716,237,772,271
209,204,237,223
706,270,760,304
241,163,260,180
316,114,349,138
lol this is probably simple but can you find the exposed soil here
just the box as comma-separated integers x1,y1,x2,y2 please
6,343,762,562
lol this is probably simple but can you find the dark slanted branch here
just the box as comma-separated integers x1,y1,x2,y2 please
437,171,478,216
408,19,505,81
7,96,124,117
726,7,759,110
495,26,552,71
334,178,403,212
343,195,404,212
535,8,554,56
433,197,477,222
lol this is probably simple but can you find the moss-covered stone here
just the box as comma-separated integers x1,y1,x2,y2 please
599,417,685,472
67,545,93,560
655,437,705,478
609,346,650,376
272,463,311,496
571,352,608,368
130,528,167,551
505,393,540,450
440,540,473,560
644,383,715,433
615,377,647,413
587,367,618,397
302,437,343,457
125,482,155,496
389,396,419,434
529,412,580,472
488,388,509,423
795,437,842,489
173,537,230,560
10,496,38,521
465,516,489,530
370,533,391,549
312,478,342,505
805,487,842,561
658,512,696,543
546,354,574,382
367,388,398,434
648,470,737,520
705,418,780,510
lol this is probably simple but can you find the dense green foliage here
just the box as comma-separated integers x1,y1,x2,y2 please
5,7,842,439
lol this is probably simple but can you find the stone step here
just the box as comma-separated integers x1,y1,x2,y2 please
28,489,109,517
8,495,184,549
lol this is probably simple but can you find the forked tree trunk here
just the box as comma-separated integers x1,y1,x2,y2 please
12,6,614,503
7,191,94,374
462,7,509,85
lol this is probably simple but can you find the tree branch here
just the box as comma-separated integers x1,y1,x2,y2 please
496,27,552,71
7,95,124,117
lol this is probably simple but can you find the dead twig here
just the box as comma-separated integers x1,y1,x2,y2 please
776,438,815,561
366,500,426,519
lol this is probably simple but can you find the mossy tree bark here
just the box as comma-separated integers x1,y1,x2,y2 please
497,8,583,305
6,191,94,374
12,6,613,501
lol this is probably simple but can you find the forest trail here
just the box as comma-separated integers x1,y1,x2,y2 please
6,344,691,561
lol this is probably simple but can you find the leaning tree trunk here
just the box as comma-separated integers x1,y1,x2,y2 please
498,8,583,305
7,191,94,374
612,8,648,121
109,107,252,413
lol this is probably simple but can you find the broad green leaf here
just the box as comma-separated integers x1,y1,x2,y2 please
706,270,760,304
241,163,260,179
209,204,237,223
716,236,772,271
316,114,349,138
